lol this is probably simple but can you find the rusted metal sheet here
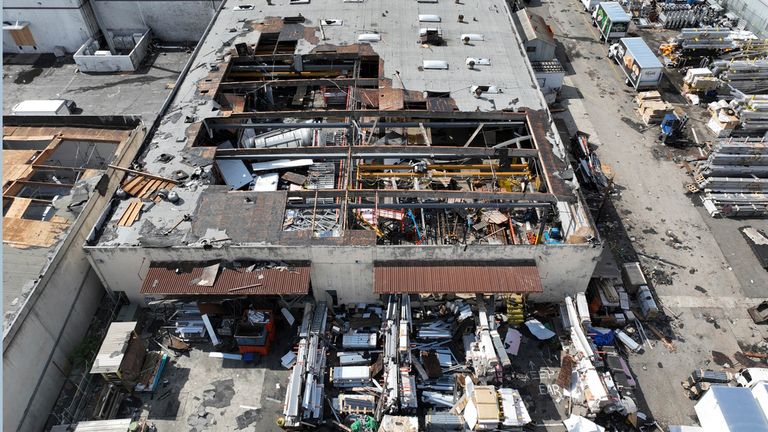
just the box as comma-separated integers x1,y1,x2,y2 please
426,97,457,112
379,88,404,111
373,261,543,294
140,262,311,296
525,108,572,199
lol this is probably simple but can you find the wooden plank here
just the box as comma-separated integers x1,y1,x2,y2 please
10,27,36,46
118,200,144,226
125,201,144,226
126,177,148,195
138,179,159,198
108,165,179,184
122,175,142,190
4,198,32,219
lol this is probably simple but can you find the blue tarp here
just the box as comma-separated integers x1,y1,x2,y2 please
588,326,615,346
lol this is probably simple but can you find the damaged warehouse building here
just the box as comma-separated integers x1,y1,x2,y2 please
72,0,606,429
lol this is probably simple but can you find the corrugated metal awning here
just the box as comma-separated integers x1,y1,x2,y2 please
373,261,543,294
140,262,311,296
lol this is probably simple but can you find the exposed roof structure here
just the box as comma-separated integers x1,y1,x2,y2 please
373,262,543,294
2,116,142,317
140,262,311,296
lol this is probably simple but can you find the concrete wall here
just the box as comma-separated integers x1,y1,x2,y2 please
74,30,151,73
525,40,557,63
91,0,221,43
3,0,97,53
85,242,602,306
3,123,146,432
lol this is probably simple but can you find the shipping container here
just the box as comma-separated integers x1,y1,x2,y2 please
609,38,664,90
592,2,631,43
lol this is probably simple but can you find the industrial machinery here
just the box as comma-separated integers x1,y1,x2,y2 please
658,111,689,146
235,308,275,355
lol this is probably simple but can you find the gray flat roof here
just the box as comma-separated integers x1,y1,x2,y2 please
2,52,187,315
90,0,591,248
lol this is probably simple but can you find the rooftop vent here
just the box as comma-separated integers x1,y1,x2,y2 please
460,34,485,42
321,19,343,26
466,57,491,66
234,4,254,10
418,14,441,22
358,33,381,42
423,60,449,70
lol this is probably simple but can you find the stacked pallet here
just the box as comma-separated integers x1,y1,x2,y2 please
695,136,768,217
635,91,673,125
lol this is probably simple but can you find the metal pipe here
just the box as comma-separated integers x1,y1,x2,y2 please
287,202,552,209
357,171,530,178
358,164,529,170
205,121,525,130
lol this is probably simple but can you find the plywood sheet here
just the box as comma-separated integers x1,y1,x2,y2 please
3,217,69,248
4,198,32,219
10,27,36,46
3,150,36,184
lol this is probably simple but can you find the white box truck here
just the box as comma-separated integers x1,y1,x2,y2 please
736,368,768,389
593,2,631,44
11,99,76,116
608,38,664,90
694,386,768,431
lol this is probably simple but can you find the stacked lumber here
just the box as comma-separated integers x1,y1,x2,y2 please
121,174,176,202
635,91,673,125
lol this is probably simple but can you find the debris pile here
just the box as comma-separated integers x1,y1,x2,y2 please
279,295,534,430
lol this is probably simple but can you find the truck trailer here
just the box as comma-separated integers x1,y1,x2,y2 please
608,37,664,90
593,2,631,44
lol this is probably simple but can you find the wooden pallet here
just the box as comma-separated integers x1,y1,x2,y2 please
117,199,144,227
122,175,176,201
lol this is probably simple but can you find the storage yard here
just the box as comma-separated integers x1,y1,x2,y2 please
4,0,768,431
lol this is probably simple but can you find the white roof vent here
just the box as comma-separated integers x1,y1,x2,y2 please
419,14,441,22
423,60,449,70
234,4,254,10
321,19,343,26
358,33,381,42
466,58,491,66
419,28,442,36
471,85,502,95
460,34,485,41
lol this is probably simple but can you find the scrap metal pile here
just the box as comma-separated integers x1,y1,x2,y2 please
693,136,768,217
279,295,533,431
659,28,760,68
710,60,768,94
657,3,730,30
